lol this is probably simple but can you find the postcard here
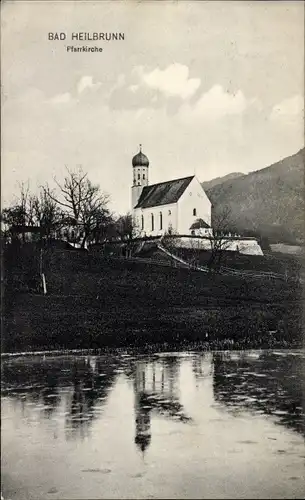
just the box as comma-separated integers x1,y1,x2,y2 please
1,1,304,499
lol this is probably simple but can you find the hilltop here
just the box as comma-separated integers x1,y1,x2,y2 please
203,148,305,243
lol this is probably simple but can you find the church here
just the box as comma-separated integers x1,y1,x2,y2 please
131,145,212,237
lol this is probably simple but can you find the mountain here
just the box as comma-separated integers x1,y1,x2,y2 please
203,148,305,243
202,172,244,190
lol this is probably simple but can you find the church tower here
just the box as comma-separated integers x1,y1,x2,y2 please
131,145,149,209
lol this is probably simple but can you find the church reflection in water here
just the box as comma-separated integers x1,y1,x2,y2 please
1,350,304,452
133,356,192,454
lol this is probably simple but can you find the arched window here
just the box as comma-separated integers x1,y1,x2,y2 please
138,173,140,180
159,212,163,230
141,215,144,230
151,213,154,231
193,208,197,216
168,209,171,215
143,173,145,180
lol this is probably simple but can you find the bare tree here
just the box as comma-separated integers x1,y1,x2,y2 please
188,237,202,269
1,181,35,243
115,213,140,257
44,166,111,248
207,206,233,272
115,213,140,241
30,189,63,240
160,230,181,267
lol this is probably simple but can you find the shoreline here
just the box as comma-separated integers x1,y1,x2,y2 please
2,343,303,359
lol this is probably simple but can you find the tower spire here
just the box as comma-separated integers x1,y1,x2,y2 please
131,144,149,210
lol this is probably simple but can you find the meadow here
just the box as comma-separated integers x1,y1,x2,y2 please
3,243,303,353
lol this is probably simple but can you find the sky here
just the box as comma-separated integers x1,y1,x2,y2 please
1,0,304,215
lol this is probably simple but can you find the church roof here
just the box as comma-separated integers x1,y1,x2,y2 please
134,175,194,209
190,218,210,230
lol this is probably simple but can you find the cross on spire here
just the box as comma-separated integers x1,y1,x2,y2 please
139,144,142,152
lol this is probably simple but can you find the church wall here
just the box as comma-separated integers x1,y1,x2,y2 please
133,202,178,237
176,236,264,256
177,177,212,235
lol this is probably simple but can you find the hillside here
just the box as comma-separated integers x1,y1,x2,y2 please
203,148,305,243
202,172,244,190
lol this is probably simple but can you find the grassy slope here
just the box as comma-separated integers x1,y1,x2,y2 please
204,148,305,241
3,247,303,352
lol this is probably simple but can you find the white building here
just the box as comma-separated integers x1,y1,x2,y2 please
131,146,212,237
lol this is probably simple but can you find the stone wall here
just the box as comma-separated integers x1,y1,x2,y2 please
174,236,264,256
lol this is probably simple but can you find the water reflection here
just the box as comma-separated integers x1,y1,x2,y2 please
2,350,305,499
2,355,120,439
132,356,192,454
212,351,305,436
1,350,304,450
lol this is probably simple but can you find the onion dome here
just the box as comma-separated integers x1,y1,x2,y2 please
132,144,149,167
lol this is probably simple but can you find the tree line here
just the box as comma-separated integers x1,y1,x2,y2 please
1,166,135,248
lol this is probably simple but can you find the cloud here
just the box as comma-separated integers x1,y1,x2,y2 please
50,92,72,104
77,76,101,95
270,95,304,121
129,84,139,93
177,85,253,125
194,85,247,117
140,64,201,99
49,75,103,105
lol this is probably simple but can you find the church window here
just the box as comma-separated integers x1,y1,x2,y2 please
141,215,144,230
143,173,145,180
193,208,197,216
138,182,140,186
159,212,163,230
151,213,154,231
168,210,171,215
138,173,140,180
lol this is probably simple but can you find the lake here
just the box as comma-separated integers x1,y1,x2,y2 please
1,350,305,499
